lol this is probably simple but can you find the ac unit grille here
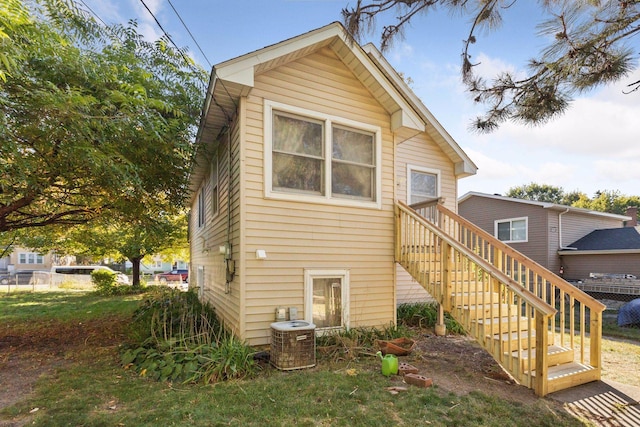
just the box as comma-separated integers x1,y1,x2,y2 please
270,326,316,370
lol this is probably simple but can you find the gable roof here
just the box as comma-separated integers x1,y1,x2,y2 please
563,227,640,253
189,22,477,196
459,191,631,222
361,44,476,177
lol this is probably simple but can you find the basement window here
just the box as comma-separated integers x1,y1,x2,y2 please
304,269,350,331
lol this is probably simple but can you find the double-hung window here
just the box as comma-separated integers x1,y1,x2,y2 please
18,253,43,264
495,217,528,242
265,100,381,208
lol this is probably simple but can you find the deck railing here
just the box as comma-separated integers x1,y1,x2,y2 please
396,201,605,396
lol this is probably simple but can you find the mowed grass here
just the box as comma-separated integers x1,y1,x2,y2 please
1,292,588,426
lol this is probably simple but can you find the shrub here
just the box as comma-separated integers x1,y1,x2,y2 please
92,269,117,295
122,287,257,383
92,270,145,296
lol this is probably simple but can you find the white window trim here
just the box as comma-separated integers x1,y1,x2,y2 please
406,164,441,205
264,99,382,209
18,252,44,264
197,185,206,228
304,269,350,332
494,216,528,243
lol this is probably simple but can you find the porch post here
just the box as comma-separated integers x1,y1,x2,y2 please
435,303,446,336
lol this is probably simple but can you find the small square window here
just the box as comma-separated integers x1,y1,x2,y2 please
408,167,439,205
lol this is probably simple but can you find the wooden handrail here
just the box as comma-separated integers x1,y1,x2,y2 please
409,197,442,210
399,200,605,314
401,203,555,317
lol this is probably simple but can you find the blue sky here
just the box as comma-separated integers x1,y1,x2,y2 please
84,0,640,198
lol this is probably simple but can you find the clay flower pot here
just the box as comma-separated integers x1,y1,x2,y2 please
375,337,416,356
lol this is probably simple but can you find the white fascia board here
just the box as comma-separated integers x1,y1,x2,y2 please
214,23,345,88
362,43,475,172
391,109,424,133
214,65,255,88
454,161,477,178
215,23,425,134
458,191,631,221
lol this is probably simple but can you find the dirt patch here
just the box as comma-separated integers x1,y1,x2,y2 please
398,331,538,403
0,316,129,426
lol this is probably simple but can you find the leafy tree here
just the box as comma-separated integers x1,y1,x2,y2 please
18,211,189,288
505,183,640,222
80,212,188,288
0,0,30,82
577,190,640,216
343,1,640,131
505,183,568,204
0,0,206,232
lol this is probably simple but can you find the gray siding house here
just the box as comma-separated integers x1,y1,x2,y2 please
458,192,632,280
559,225,640,279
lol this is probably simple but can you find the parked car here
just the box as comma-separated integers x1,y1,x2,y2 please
155,269,189,284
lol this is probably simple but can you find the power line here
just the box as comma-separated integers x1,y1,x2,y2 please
138,0,202,80
161,0,238,115
137,0,237,117
77,0,108,28
166,0,212,68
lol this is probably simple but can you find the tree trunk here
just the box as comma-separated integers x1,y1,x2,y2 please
130,256,143,288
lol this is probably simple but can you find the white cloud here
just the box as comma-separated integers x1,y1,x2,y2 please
471,52,519,81
131,0,164,41
595,160,640,185
390,42,415,63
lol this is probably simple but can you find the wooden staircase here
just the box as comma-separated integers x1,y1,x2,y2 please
395,200,605,396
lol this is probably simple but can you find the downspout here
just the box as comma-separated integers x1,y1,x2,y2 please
558,208,569,250
558,208,577,250
557,208,577,277
224,124,235,293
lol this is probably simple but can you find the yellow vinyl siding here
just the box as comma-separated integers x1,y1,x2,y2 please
395,132,457,305
190,120,243,336
241,48,396,345
193,42,466,344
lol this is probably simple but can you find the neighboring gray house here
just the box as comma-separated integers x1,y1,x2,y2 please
458,192,633,280
559,223,640,279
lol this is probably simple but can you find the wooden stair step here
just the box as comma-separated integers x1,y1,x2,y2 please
531,362,599,394
474,316,530,335
510,345,574,371
451,292,500,306
460,303,519,319
490,330,554,353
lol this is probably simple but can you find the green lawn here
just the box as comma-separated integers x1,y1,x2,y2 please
0,292,588,426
